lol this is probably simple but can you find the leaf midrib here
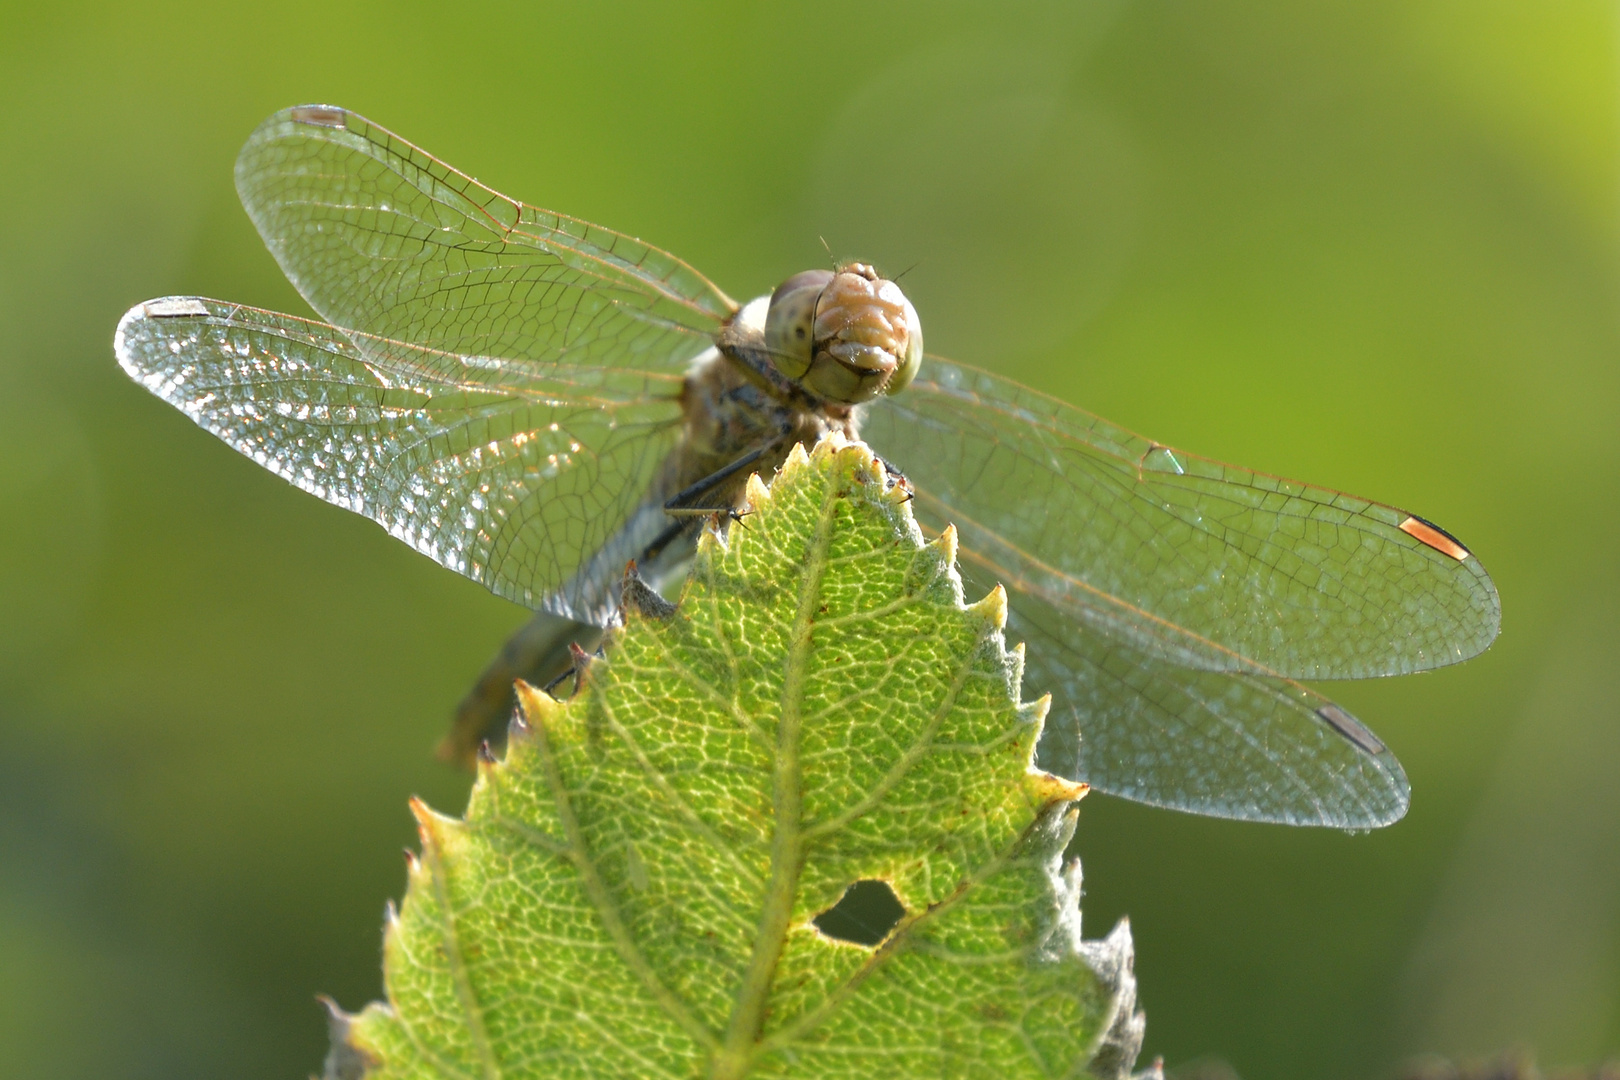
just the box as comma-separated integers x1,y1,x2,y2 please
711,476,844,1079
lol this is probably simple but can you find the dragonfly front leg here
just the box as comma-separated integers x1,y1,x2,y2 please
661,432,792,520
870,451,913,500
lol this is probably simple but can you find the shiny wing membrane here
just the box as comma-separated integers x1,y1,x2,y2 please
863,356,1498,825
115,299,687,622
976,561,1411,827
865,356,1499,681
234,105,735,374
118,105,740,621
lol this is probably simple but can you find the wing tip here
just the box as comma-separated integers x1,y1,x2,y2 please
238,105,359,204
1314,702,1386,756
250,104,352,138
1399,514,1473,561
1086,783,1411,830
287,104,349,129
113,296,212,375
1394,515,1506,658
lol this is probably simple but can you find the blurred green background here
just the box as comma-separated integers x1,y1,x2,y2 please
1,1,1616,1077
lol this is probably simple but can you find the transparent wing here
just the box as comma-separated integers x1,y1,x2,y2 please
863,355,1500,682
233,104,735,373
863,354,1488,823
982,563,1410,827
115,298,687,621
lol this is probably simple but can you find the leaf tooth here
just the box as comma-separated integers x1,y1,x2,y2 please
826,432,888,492
567,641,597,690
1023,769,1090,807
400,840,433,894
316,995,378,1079
408,797,469,867
409,795,453,835
515,678,567,732
965,582,1009,631
317,993,352,1028
1022,690,1053,732
931,522,959,568
507,709,531,742
744,470,771,509
620,561,678,619
782,439,814,476
811,429,850,460
695,515,730,560
1004,639,1027,697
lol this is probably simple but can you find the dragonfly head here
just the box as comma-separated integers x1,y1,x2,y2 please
763,263,922,404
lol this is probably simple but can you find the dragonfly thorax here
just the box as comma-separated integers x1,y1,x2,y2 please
762,263,922,405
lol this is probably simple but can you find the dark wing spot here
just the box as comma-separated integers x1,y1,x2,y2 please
1316,703,1387,756
1399,515,1471,561
290,105,348,128
144,298,209,318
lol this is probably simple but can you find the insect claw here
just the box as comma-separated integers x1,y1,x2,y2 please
541,665,574,695
871,452,911,492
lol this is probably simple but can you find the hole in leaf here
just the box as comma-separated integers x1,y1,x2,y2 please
812,880,905,946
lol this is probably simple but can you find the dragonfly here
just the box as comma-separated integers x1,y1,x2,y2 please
115,105,1499,831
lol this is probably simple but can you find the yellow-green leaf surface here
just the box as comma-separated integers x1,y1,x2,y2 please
327,436,1147,1080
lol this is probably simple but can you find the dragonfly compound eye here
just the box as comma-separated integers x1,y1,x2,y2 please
764,264,923,405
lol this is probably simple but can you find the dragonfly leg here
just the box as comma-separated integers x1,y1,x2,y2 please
541,655,580,697
439,609,604,767
661,434,790,519
636,518,695,563
871,451,914,501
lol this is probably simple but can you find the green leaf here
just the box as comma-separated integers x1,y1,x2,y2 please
325,436,1148,1080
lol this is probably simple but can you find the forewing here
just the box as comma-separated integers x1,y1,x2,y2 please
863,355,1499,681
115,298,686,620
234,104,734,372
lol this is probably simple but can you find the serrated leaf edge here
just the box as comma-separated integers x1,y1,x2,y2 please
328,433,1141,1079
